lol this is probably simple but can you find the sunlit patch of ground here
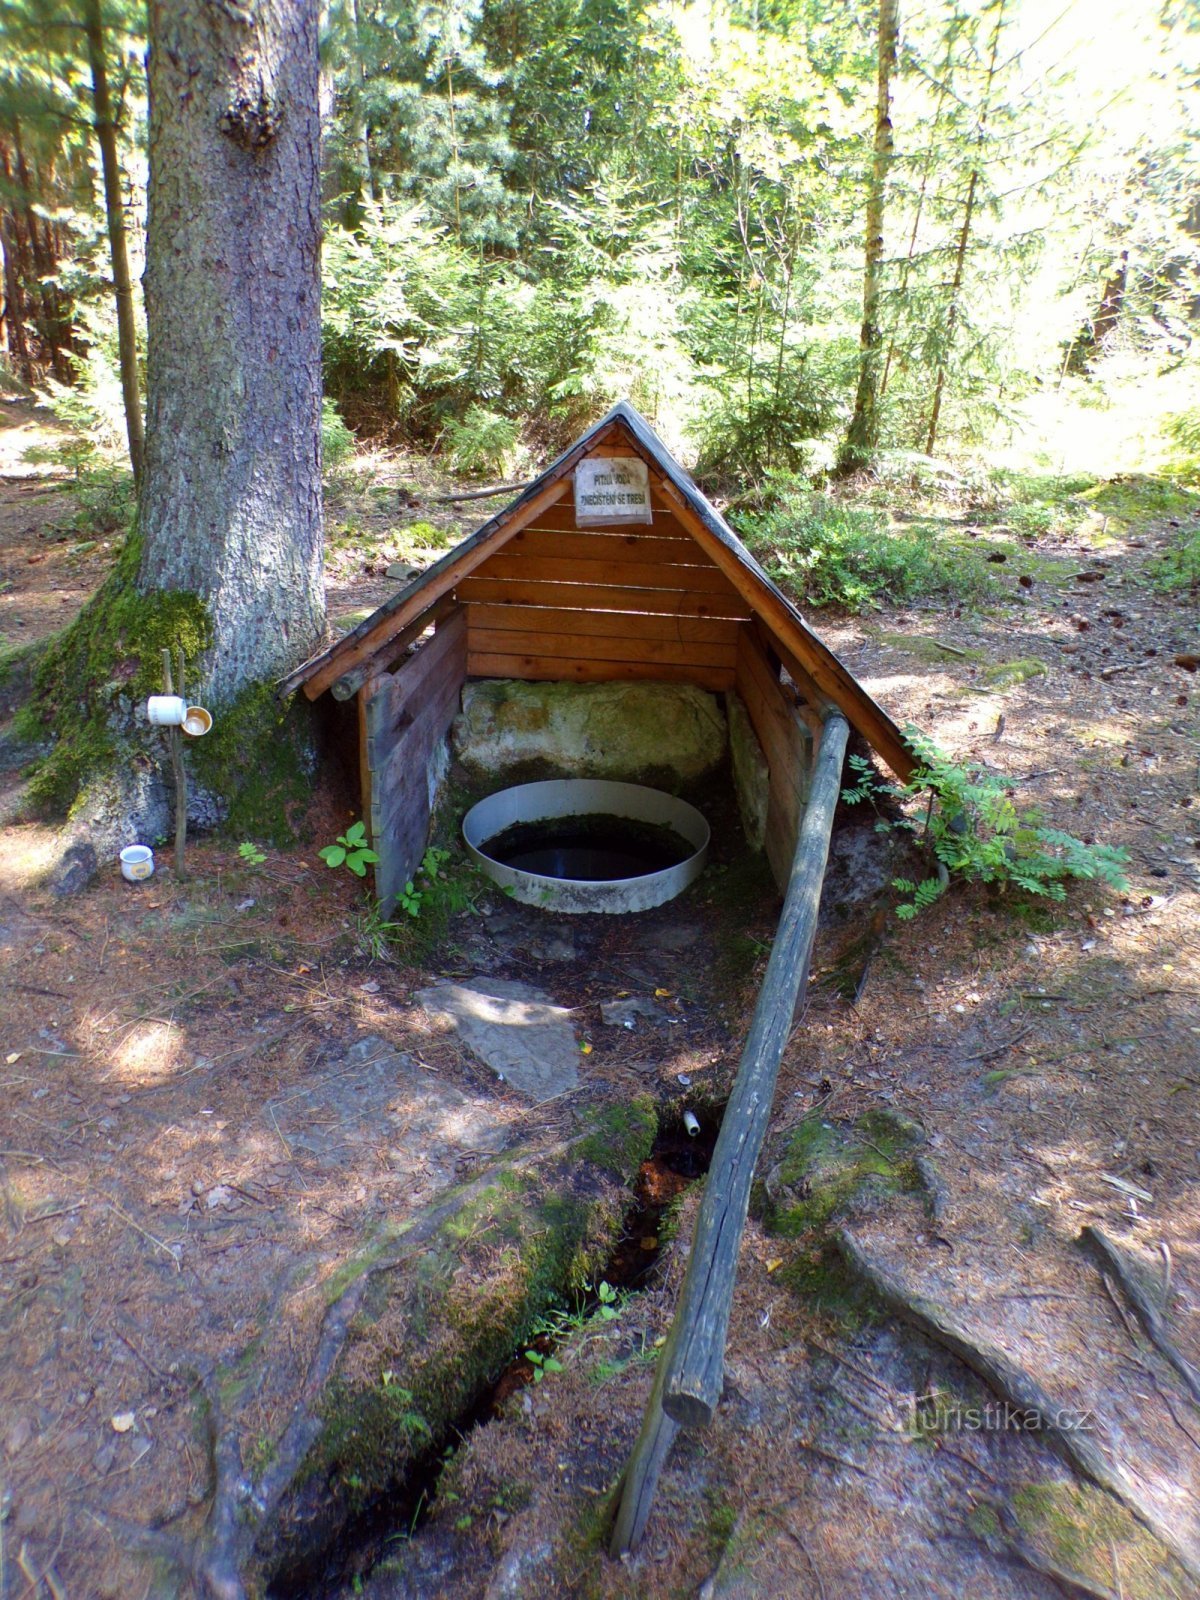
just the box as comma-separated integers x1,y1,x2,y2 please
0,821,63,892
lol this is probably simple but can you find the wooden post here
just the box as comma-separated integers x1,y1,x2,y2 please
606,1351,680,1556
608,713,850,1555
161,647,188,880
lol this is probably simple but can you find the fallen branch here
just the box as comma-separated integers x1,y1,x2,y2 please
428,479,529,504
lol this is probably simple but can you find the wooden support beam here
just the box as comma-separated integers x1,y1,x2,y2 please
664,711,850,1426
295,478,568,702
608,713,851,1555
331,594,457,702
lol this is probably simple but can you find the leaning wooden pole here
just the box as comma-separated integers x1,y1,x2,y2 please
609,712,851,1555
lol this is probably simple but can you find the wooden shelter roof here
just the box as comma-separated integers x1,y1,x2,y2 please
279,402,914,780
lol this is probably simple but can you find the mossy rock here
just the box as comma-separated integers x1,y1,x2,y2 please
977,657,1047,691
875,633,986,667
754,1110,926,1327
251,1099,656,1592
995,1481,1192,1599
761,1108,926,1239
575,1096,656,1178
452,678,728,790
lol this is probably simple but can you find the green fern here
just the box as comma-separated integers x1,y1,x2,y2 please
844,729,1128,918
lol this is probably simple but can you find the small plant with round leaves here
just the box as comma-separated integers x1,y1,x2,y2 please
319,820,380,878
396,846,453,918
595,1280,621,1321
524,1349,564,1384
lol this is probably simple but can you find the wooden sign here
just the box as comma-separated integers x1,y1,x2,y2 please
574,455,653,526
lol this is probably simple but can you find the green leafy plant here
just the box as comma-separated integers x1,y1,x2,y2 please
524,1349,564,1384
238,842,266,866
442,405,522,478
843,729,1128,918
396,845,451,918
1155,525,1200,592
319,820,380,877
595,1279,621,1321
321,396,356,474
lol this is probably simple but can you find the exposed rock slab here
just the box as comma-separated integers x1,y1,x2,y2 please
839,1197,1200,1581
416,978,580,1101
452,677,727,787
263,1034,509,1183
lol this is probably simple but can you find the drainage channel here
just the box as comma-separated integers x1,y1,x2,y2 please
271,1113,719,1599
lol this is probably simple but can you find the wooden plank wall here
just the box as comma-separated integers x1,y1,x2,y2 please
361,606,467,910
459,485,749,692
735,627,815,891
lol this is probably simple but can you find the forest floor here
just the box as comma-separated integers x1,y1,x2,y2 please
0,394,1198,1600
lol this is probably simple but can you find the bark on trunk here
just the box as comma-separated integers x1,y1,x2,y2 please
12,126,71,379
0,139,35,384
84,0,145,487
923,167,978,457
139,0,325,708
840,0,899,471
924,0,1005,457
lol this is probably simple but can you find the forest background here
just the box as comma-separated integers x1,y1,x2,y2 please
0,0,1197,551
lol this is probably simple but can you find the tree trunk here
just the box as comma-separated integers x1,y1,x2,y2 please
11,125,71,379
83,0,145,487
840,0,899,472
348,0,374,199
923,167,978,457
0,138,35,383
1065,250,1129,374
139,0,325,709
0,207,33,384
924,0,1005,458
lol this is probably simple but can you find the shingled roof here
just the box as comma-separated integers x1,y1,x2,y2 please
279,401,914,780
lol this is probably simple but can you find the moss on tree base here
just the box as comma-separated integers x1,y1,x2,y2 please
10,532,317,848
13,534,212,817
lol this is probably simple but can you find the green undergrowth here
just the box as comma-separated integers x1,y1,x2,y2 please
843,728,1128,920
988,470,1097,541
1082,472,1200,526
1154,523,1200,591
730,476,1001,612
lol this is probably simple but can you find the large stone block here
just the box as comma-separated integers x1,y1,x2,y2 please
727,691,769,852
453,678,727,789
